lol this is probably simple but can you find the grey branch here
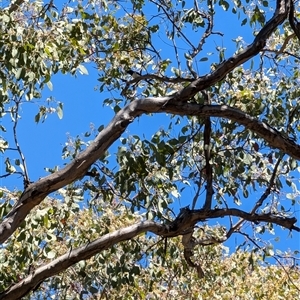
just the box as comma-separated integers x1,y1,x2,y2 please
0,0,296,250
1,98,299,244
1,207,298,299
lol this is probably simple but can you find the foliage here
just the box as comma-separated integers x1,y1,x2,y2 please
1,196,299,299
0,0,299,298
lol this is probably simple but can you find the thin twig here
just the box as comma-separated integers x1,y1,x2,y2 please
240,231,300,293
251,152,284,214
12,99,30,187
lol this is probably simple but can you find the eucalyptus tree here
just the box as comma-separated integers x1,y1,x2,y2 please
0,0,299,298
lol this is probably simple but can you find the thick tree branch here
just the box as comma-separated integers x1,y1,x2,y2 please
0,221,166,300
162,103,300,160
0,1,297,297
8,0,25,13
0,96,170,243
173,0,290,101
1,207,298,299
194,208,299,232
1,99,299,244
0,0,294,245
289,0,300,40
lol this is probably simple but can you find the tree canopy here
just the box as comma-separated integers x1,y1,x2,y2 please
0,0,299,298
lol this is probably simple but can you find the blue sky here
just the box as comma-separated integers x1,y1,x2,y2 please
0,1,299,261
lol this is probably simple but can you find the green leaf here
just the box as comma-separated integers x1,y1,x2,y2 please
289,158,297,170
46,81,53,91
5,158,16,173
78,64,89,75
286,193,295,200
56,103,63,119
11,47,18,58
243,189,248,198
46,250,56,259
35,112,41,123
171,189,180,198
220,0,230,11
0,139,8,153
15,68,25,80
234,197,241,206
262,1,268,7
2,14,10,23
241,18,247,26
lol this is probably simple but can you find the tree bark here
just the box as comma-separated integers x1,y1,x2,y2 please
1,207,298,299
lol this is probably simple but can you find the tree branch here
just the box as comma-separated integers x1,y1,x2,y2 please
0,0,294,245
289,0,300,40
192,208,299,232
1,207,298,299
251,153,284,214
172,0,290,101
162,103,300,160
0,221,166,300
12,99,30,187
1,99,299,244
0,95,167,243
8,0,25,13
201,92,213,210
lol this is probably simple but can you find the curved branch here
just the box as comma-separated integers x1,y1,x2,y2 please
0,0,293,244
0,96,170,243
1,206,298,299
1,99,299,243
191,208,299,232
173,0,290,101
0,221,165,300
163,103,300,160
